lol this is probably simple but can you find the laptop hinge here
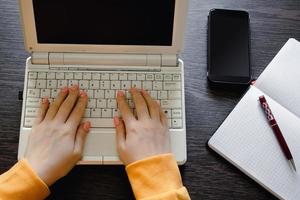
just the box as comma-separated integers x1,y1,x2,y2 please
31,52,178,70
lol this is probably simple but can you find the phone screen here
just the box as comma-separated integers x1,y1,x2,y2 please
208,9,251,84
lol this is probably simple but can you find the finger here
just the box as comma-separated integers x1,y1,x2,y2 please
130,88,149,120
141,90,160,121
55,85,80,122
44,87,69,120
33,98,49,125
66,91,88,127
116,91,135,123
73,122,90,158
159,106,168,128
114,116,126,153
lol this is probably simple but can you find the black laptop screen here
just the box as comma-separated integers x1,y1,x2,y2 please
32,0,176,46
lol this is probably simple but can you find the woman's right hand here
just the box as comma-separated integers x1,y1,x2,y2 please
114,88,171,166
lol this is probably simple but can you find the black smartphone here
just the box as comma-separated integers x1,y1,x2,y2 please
208,9,251,85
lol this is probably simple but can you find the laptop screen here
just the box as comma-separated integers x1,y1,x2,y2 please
32,0,176,46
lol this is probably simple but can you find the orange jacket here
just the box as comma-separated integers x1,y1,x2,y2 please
0,154,190,200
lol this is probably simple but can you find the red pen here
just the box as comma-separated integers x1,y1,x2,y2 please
259,95,297,172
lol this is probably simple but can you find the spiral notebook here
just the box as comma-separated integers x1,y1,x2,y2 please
208,38,300,200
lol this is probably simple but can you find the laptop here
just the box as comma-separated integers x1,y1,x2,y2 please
18,0,188,165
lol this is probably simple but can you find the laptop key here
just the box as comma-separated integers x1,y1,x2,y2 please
132,81,141,88
163,82,181,90
171,119,182,128
137,74,145,80
74,72,83,80
97,99,107,108
121,81,131,90
164,74,173,81
142,81,152,90
107,99,117,108
155,74,163,81
92,73,101,80
56,72,65,80
65,72,74,80
95,90,104,99
83,72,92,80
146,74,154,81
79,80,89,89
168,91,181,99
47,80,57,89
68,80,78,87
51,89,59,98
27,80,36,88
128,74,137,80
41,89,50,98
111,81,121,90
91,108,101,118
160,100,181,109
28,72,37,79
101,73,110,80
105,90,115,99
89,80,100,89
58,80,68,88
119,73,128,80
25,108,38,117
36,80,46,89
26,98,40,108
172,109,182,118
24,118,35,127
153,81,163,90
87,99,96,108
27,89,40,98
102,109,112,118
110,74,118,80
158,91,168,100
37,72,47,79
47,72,56,80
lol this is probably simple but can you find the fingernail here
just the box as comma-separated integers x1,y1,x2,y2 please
113,116,120,126
117,91,124,97
42,98,48,104
61,87,69,93
84,121,91,131
80,91,87,98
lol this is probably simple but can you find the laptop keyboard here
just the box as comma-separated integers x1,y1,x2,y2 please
24,71,183,129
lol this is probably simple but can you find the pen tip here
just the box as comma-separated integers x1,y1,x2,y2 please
290,159,297,172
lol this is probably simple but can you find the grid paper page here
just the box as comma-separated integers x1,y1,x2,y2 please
255,38,300,118
209,86,300,200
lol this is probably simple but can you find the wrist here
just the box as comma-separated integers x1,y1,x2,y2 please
26,159,54,186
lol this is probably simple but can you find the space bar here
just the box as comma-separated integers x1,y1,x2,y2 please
82,118,114,128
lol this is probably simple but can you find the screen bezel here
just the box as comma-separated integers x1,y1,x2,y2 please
207,9,251,85
19,0,188,54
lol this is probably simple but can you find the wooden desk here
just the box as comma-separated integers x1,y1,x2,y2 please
0,0,299,199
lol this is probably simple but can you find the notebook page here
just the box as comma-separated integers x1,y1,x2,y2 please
255,38,300,118
209,86,300,200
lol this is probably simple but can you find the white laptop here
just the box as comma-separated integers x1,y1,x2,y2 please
18,0,188,165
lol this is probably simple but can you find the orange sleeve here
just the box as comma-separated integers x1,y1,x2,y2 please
0,159,50,200
126,154,191,200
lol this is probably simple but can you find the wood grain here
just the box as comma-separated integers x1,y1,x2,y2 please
0,0,299,199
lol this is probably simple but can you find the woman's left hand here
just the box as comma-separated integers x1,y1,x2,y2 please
24,85,90,186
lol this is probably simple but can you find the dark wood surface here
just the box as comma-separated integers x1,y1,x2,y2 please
0,0,299,199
